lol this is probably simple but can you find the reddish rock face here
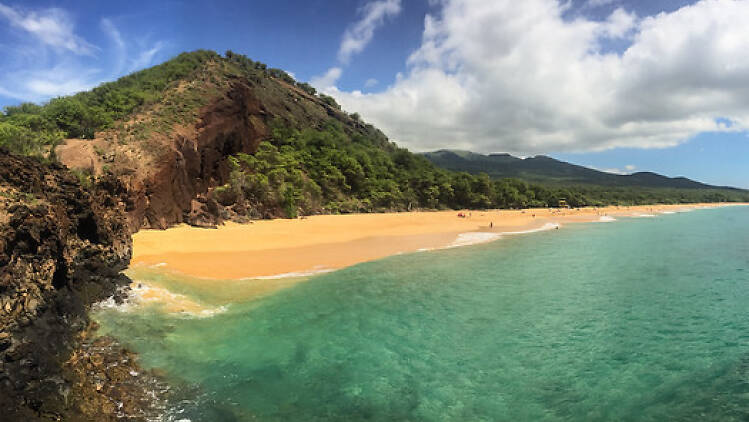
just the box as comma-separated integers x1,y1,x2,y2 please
129,82,269,230
57,81,269,232
53,55,363,232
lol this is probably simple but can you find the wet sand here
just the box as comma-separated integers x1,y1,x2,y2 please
131,204,725,280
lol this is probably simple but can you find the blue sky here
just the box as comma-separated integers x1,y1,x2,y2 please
0,0,426,101
1,0,748,188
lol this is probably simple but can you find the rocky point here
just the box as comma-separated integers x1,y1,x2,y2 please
0,150,160,421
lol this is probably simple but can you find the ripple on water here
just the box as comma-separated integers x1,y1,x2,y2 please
95,207,749,421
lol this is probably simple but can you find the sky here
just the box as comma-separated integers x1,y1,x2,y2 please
1,0,748,188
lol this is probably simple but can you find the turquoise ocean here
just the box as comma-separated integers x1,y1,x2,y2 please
93,207,749,421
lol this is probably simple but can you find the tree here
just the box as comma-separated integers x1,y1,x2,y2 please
297,82,317,96
0,122,62,156
319,94,341,109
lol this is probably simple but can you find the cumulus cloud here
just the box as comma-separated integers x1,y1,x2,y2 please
599,7,637,38
0,4,165,103
310,67,343,92
338,0,402,64
590,166,626,175
327,0,749,154
597,164,636,175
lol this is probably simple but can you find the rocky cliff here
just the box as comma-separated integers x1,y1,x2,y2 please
56,80,268,231
54,57,363,231
0,150,157,420
0,53,374,419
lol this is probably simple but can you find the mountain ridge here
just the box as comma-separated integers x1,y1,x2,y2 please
2,49,748,421
2,50,748,229
422,149,742,190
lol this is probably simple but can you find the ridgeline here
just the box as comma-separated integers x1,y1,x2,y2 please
1,50,748,420
1,50,745,233
422,150,748,205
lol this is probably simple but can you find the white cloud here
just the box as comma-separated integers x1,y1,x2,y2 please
129,41,165,72
364,78,379,88
26,76,94,97
0,3,95,55
100,18,126,73
326,0,749,154
596,166,627,175
310,67,343,92
599,7,636,38
587,164,635,175
312,0,402,93
0,6,165,104
338,0,402,64
0,60,102,100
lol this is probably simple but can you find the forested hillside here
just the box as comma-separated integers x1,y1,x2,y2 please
421,150,732,189
1,50,747,227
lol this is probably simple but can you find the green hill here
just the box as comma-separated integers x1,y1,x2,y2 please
1,50,747,226
422,150,734,190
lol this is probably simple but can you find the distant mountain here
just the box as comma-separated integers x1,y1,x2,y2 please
421,150,739,190
4,50,748,228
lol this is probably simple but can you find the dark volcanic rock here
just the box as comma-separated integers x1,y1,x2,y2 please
0,150,154,420
61,326,167,421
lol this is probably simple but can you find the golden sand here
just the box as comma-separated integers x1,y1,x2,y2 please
130,204,725,280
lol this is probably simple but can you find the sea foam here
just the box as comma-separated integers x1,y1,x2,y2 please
598,216,617,222
246,268,335,280
94,282,226,318
447,223,560,248
447,232,502,248
501,222,560,235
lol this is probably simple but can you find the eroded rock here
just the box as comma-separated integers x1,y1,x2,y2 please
0,150,155,421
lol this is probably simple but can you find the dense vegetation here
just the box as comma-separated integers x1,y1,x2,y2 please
0,50,220,155
419,150,749,208
422,150,729,189
215,121,749,218
1,50,746,218
0,50,342,156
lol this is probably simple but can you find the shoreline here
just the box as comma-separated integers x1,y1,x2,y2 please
130,204,736,282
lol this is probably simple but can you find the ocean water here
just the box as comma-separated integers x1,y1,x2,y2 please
93,207,749,421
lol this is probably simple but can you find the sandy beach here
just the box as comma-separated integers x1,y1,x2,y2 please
130,204,727,281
